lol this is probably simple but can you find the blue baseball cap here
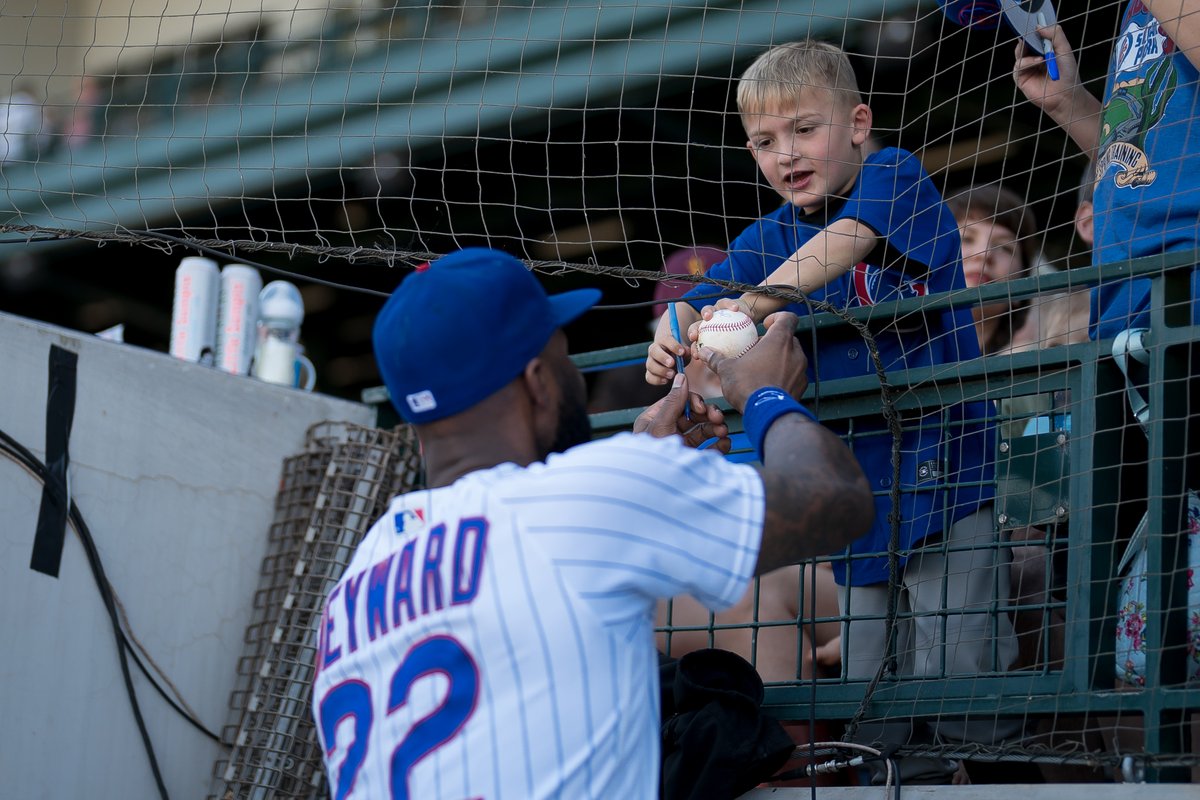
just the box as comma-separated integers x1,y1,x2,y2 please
373,247,601,424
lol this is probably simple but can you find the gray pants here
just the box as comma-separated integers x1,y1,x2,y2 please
838,506,1022,785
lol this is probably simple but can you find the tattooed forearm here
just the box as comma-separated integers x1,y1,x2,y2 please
753,415,874,575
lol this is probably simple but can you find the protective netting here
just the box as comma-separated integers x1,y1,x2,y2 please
0,0,1099,258
3,0,1198,788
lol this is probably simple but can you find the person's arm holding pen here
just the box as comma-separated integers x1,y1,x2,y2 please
1013,23,1100,159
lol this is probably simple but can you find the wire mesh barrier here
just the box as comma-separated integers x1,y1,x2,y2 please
0,0,1117,280
1,0,1198,790
211,422,423,799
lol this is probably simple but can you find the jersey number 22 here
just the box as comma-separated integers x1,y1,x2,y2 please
319,635,479,799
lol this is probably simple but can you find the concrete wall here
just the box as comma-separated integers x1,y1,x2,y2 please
0,311,375,799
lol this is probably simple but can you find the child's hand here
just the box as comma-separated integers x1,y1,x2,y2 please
689,297,758,356
696,296,756,325
645,303,699,385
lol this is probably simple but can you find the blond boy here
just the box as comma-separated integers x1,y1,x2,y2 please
646,40,1019,785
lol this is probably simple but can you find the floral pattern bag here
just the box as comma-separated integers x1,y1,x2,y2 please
1114,492,1200,685
1111,329,1200,685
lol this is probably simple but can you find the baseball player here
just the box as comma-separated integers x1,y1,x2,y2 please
311,247,873,799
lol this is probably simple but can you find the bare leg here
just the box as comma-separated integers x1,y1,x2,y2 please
656,562,841,682
1009,526,1065,670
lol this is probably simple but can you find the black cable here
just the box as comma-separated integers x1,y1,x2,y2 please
592,290,738,311
0,223,851,310
0,224,416,295
131,229,393,297
0,430,222,743
1,223,862,319
0,234,63,243
0,426,234,800
0,430,170,800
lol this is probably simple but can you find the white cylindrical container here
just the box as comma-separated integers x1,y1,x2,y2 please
253,280,307,387
169,256,220,365
216,265,263,375
255,333,299,385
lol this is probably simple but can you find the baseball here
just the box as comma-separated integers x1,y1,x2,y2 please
697,308,759,358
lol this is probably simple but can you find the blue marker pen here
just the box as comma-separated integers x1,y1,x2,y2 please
667,302,690,420
1038,12,1059,81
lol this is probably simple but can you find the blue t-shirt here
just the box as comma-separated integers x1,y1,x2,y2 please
685,147,995,586
1091,1,1200,339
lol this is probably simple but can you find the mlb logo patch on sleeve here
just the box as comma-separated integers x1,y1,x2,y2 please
394,507,426,534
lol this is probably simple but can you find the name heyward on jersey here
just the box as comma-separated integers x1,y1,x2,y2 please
316,516,488,672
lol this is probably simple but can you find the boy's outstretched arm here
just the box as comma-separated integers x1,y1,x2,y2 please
704,218,876,325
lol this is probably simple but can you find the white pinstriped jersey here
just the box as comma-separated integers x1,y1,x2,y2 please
312,431,764,799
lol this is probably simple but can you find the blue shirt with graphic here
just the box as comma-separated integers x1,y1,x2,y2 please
1091,0,1200,339
684,147,995,586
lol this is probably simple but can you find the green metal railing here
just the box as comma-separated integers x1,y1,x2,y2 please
591,252,1200,778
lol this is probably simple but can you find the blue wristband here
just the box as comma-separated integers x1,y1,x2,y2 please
742,387,818,462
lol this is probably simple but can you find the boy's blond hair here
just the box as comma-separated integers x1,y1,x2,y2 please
737,39,862,116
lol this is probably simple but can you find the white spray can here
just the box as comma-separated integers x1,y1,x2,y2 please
216,265,263,375
169,256,220,365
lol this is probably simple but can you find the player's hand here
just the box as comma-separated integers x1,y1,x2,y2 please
697,311,808,412
645,303,699,385
1013,24,1083,116
633,373,731,452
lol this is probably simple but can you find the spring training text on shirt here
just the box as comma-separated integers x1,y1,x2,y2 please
317,515,490,671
